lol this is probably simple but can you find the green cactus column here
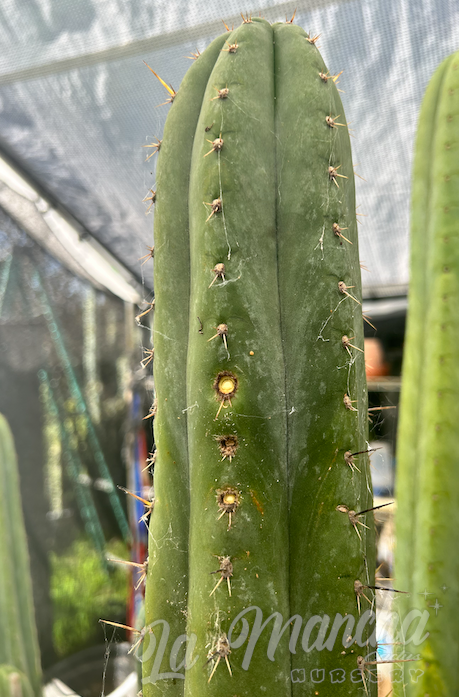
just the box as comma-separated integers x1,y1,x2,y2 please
143,17,375,697
0,414,42,697
395,51,459,697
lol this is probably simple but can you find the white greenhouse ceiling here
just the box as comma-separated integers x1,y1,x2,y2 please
0,0,458,299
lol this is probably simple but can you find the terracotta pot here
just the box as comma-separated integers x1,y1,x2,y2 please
364,337,389,377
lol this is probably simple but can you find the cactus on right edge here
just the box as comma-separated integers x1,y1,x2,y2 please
0,414,42,697
395,51,459,696
142,17,376,697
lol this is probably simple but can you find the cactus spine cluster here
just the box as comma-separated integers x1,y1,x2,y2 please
0,414,42,697
143,17,375,696
395,50,459,696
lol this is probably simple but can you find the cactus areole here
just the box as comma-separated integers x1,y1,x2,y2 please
143,17,375,697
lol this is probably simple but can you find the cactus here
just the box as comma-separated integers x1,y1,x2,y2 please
0,414,42,697
395,50,459,696
143,17,375,696
0,666,35,697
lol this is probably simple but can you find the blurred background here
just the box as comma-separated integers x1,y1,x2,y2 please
1,1,458,695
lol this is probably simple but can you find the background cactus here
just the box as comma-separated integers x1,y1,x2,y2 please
143,17,375,696
0,666,35,697
395,50,459,696
0,413,42,697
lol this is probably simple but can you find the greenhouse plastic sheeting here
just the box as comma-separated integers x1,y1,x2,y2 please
0,0,458,295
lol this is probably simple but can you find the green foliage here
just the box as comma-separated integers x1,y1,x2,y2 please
51,538,128,658
143,17,375,697
395,50,459,697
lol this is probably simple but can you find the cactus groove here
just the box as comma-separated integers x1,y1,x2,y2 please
144,17,375,697
395,50,459,697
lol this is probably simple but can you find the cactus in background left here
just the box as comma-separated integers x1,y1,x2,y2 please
0,413,42,697
394,50,459,696
0,666,34,697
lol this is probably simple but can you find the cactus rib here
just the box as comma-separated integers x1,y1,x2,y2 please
142,32,228,695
